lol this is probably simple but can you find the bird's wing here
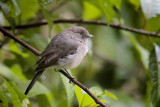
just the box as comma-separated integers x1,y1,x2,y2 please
34,33,79,72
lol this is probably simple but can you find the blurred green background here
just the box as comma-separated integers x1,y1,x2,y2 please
0,0,160,107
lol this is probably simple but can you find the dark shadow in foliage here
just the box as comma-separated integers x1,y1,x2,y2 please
95,61,127,89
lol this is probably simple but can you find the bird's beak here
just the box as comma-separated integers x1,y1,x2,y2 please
89,35,94,37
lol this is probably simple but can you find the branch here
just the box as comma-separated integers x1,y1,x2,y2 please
3,19,160,38
0,26,40,56
59,70,107,107
0,26,107,107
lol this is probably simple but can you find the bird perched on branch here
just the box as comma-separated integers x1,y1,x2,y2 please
25,26,93,95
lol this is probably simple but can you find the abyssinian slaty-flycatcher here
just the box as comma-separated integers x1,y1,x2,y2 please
25,26,93,95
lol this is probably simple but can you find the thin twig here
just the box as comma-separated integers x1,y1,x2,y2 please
3,19,160,38
0,26,107,107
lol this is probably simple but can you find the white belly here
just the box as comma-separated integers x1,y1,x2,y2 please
57,44,88,69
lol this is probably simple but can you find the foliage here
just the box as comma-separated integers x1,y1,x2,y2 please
0,0,160,107
0,76,31,107
149,44,160,107
140,0,160,19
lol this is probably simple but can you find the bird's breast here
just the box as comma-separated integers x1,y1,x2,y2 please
57,43,88,69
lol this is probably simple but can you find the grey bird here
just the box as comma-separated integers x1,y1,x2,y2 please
25,26,93,95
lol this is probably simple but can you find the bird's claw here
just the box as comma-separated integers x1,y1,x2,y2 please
69,76,75,84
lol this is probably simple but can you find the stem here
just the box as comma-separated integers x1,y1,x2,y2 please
3,19,160,38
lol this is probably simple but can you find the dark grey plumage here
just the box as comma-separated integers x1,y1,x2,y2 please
25,26,92,95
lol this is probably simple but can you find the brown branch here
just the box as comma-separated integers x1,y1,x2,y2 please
0,26,107,107
59,70,107,107
3,19,160,38
0,26,41,56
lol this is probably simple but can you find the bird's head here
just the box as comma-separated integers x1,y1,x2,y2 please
69,26,93,39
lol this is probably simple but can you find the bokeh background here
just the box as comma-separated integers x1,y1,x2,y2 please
0,0,160,107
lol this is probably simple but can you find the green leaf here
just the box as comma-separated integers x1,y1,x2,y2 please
83,1,102,20
24,33,48,52
75,85,97,107
2,0,20,29
19,0,39,21
0,2,10,15
45,93,55,107
0,63,24,82
38,0,53,39
0,1,16,29
17,80,50,98
10,64,27,81
111,0,121,10
9,81,32,107
140,0,160,19
53,24,63,34
9,41,29,58
11,0,21,15
129,0,140,10
82,93,98,107
75,85,83,107
98,0,115,23
41,8,53,38
0,87,8,107
0,76,22,107
124,32,149,69
1,0,20,17
88,103,99,107
88,100,106,107
149,44,160,107
61,70,75,107
89,87,117,101
89,87,103,95
104,90,118,100
36,94,51,107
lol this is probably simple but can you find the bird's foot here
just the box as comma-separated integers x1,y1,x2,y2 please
69,76,75,84
64,69,75,84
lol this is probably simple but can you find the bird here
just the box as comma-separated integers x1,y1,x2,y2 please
25,26,93,95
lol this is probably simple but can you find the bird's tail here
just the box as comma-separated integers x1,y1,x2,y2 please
25,70,44,95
